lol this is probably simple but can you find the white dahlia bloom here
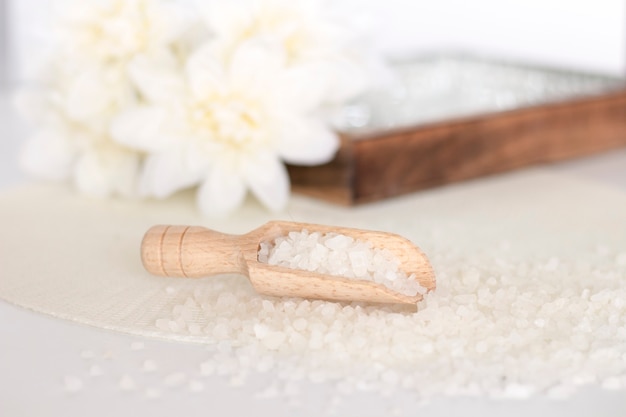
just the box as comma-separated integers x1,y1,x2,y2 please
16,0,195,197
16,79,140,198
55,0,193,64
199,0,372,104
112,41,339,215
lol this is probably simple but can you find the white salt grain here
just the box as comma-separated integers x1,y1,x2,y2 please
259,230,425,296
142,359,158,372
89,364,103,377
602,377,622,390
119,374,136,391
64,376,83,393
200,360,216,376
151,238,626,403
163,372,186,387
145,388,161,399
262,331,287,350
80,350,95,360
189,380,205,393
130,341,145,351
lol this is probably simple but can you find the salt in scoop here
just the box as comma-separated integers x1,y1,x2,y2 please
141,221,436,305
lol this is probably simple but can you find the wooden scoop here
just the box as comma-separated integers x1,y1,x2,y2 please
141,221,435,306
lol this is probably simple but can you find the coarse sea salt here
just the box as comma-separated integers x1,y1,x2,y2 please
149,239,626,403
63,376,83,393
258,230,426,296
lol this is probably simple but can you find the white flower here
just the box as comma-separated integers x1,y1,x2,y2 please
199,0,372,104
55,0,193,64
112,40,339,215
16,70,141,198
49,0,196,124
15,0,195,198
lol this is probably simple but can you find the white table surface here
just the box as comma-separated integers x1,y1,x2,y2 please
2,92,626,417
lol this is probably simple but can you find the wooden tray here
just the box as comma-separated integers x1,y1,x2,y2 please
288,56,626,205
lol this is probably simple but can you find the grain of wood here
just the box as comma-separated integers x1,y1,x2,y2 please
288,90,626,205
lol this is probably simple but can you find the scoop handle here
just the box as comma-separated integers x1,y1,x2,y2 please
141,225,246,278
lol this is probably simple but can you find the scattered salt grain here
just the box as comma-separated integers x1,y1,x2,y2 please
262,331,287,350
102,350,115,360
145,388,161,399
147,239,626,403
63,376,83,393
258,230,425,296
130,341,145,351
142,359,158,372
255,384,280,399
602,377,622,390
80,350,95,360
89,364,103,377
200,360,216,376
119,374,136,391
163,372,186,387
189,380,205,393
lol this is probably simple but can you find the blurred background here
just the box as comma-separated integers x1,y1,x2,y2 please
1,0,624,88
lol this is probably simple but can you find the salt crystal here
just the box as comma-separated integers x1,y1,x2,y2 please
155,318,169,331
130,341,145,351
292,318,308,331
200,360,216,376
119,374,136,391
213,323,230,339
89,364,103,377
189,324,203,335
259,231,423,296
254,323,269,339
262,331,287,350
602,377,622,390
168,320,181,332
502,383,534,399
64,376,83,393
255,384,280,399
136,236,626,403
163,372,186,387
145,388,161,399
80,350,95,360
229,373,247,387
544,257,560,271
390,407,403,416
142,359,158,372
189,380,205,393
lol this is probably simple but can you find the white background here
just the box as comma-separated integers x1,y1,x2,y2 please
4,0,626,83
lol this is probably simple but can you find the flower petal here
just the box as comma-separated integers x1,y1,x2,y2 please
73,146,139,198
13,89,49,123
186,43,225,100
196,165,247,216
111,106,173,152
65,69,115,121
229,39,286,91
244,152,289,212
19,129,75,181
277,118,339,165
139,147,206,199
128,52,186,104
73,149,112,198
145,1,195,45
278,64,329,111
